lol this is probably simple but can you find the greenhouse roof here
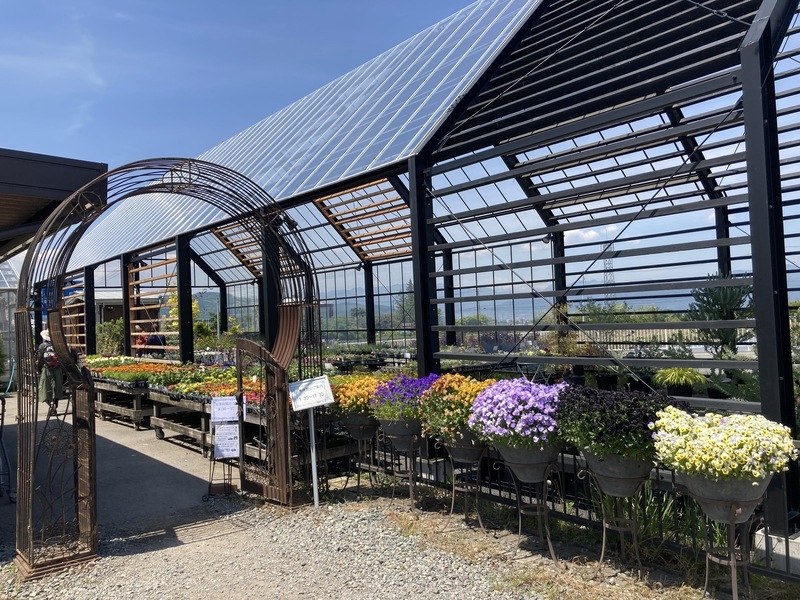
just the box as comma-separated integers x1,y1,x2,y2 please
69,0,537,270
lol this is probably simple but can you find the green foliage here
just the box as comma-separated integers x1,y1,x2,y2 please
652,367,706,388
662,331,695,359
685,272,753,359
574,300,679,324
96,318,124,355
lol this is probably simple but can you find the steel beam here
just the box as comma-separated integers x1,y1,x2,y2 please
741,0,800,532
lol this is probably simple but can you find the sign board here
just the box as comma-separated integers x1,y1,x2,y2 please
213,422,240,459
210,396,238,423
288,375,334,412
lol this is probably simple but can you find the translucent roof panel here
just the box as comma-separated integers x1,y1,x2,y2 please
0,260,18,289
199,0,538,200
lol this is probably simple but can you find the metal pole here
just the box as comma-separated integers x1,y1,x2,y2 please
308,408,320,509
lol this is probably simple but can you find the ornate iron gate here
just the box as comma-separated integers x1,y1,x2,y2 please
236,338,292,505
15,158,320,578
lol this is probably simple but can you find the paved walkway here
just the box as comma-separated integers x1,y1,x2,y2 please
0,392,224,549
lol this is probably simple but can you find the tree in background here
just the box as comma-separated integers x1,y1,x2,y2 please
685,272,753,359
96,318,124,355
393,280,415,329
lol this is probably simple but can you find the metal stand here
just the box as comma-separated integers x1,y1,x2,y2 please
502,460,559,564
381,431,419,513
700,501,754,600
436,440,486,532
203,455,236,501
341,420,380,499
0,393,16,502
582,470,644,569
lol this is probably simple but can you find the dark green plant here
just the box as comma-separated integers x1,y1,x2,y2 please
663,331,695,359
556,385,685,460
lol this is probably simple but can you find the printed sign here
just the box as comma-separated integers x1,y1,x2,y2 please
288,375,334,412
210,396,238,423
213,422,240,458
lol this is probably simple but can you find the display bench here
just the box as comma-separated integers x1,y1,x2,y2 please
148,391,213,456
242,410,358,468
148,390,359,469
94,380,153,431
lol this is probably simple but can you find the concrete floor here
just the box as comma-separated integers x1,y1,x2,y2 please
0,391,231,548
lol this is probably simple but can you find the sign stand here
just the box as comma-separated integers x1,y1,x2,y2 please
204,396,240,500
287,376,334,509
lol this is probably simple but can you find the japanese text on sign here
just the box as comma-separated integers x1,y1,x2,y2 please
288,375,334,411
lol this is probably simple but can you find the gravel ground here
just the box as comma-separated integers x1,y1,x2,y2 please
0,489,775,600
1,496,545,600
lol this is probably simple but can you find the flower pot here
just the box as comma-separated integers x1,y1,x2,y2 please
594,373,618,391
583,451,653,498
339,413,380,441
442,428,487,464
666,384,693,397
379,418,422,453
679,472,772,524
495,442,561,484
628,375,652,392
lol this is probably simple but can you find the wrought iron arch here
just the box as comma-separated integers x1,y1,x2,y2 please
14,158,320,578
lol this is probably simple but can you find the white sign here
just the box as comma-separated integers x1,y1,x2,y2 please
288,376,334,412
210,396,238,423
213,422,240,458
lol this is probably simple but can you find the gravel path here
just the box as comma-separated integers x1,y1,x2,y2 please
0,497,544,600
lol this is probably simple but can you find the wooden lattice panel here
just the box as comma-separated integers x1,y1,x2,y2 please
211,219,263,279
62,275,86,354
313,179,412,261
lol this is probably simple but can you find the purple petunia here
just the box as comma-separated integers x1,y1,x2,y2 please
371,373,440,419
469,378,567,447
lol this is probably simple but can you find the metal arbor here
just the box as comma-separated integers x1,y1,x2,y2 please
14,158,318,578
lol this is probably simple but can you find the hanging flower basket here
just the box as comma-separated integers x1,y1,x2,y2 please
679,473,772,524
442,427,487,464
339,412,380,441
582,451,653,498
379,418,423,453
495,442,561,484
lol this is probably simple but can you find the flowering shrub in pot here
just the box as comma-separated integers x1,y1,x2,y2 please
329,373,383,440
419,373,496,463
371,373,439,451
469,378,567,483
650,406,798,522
419,373,496,440
329,374,382,416
556,385,685,496
370,373,439,421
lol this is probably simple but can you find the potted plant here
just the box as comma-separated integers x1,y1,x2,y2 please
418,373,496,463
651,406,797,523
652,366,706,397
329,373,382,440
371,373,439,451
469,378,567,483
556,385,684,497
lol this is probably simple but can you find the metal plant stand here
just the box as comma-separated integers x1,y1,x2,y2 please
697,498,756,600
341,416,380,499
581,469,645,569
500,458,559,564
437,439,486,532
379,423,420,512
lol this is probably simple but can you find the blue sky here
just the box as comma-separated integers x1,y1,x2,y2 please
1,1,470,170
